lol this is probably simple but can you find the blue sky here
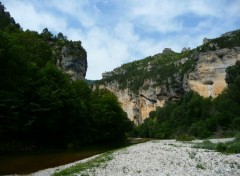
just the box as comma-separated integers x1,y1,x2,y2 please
2,0,240,80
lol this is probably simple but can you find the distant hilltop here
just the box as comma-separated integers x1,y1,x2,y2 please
96,29,240,124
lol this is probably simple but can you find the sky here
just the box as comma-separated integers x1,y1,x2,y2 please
2,0,240,80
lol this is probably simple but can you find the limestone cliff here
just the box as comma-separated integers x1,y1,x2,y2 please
185,47,240,97
97,49,190,124
97,30,240,124
54,41,87,80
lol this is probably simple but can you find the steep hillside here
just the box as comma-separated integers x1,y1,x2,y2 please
0,2,87,80
0,3,132,150
47,29,88,80
96,30,240,124
37,28,87,80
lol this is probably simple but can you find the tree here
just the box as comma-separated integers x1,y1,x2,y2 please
90,89,133,142
225,61,240,85
1,2,134,150
41,28,53,41
57,32,67,40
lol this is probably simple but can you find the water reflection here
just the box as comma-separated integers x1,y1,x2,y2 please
0,143,123,175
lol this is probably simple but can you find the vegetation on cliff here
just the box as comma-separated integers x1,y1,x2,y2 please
132,61,240,139
197,30,240,52
96,24,240,138
98,29,240,95
98,49,195,94
1,1,239,149
0,3,132,150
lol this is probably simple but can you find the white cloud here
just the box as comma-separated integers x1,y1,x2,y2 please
188,1,221,17
128,0,185,33
48,0,99,28
82,27,134,79
2,0,67,33
2,0,240,80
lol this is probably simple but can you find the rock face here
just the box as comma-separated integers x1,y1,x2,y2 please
56,42,87,80
185,47,240,97
97,82,185,124
98,47,240,125
97,30,240,124
96,84,164,124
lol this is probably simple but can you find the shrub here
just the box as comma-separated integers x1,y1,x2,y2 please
176,135,195,141
216,143,227,152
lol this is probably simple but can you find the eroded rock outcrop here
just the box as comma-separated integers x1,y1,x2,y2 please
98,47,240,124
95,84,164,124
185,47,240,97
97,30,240,124
56,42,87,80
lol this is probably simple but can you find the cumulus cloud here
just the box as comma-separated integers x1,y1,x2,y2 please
2,0,240,79
128,0,186,33
48,0,99,28
2,0,68,33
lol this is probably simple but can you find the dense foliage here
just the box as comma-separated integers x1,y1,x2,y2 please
0,4,132,150
195,134,240,154
133,61,240,139
197,30,240,52
96,24,240,139
98,29,240,95
98,50,195,93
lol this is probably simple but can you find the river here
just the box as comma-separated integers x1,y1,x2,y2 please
0,138,149,175
0,143,125,175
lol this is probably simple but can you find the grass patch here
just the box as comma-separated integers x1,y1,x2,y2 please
176,135,195,141
194,135,240,154
52,151,114,176
194,140,216,150
52,139,146,176
196,163,205,169
188,151,197,159
127,138,153,144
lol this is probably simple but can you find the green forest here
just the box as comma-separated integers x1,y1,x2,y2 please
97,25,240,140
99,29,240,95
0,3,132,151
133,61,240,139
98,50,194,94
1,1,240,152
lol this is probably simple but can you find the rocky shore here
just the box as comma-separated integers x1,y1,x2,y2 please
29,138,240,176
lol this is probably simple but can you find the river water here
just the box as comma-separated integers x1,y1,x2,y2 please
0,143,125,175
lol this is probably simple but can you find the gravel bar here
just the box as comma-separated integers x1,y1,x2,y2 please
28,138,240,176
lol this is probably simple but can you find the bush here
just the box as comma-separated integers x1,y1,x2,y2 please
228,142,240,153
216,143,227,152
176,135,195,141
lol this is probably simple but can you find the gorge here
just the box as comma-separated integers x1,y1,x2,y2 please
96,30,240,124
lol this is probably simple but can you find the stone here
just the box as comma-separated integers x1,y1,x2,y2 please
97,45,240,124
203,37,210,44
162,48,174,54
56,43,87,80
181,47,190,52
185,47,240,98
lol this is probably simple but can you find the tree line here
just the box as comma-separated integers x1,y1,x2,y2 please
0,4,132,150
132,61,240,139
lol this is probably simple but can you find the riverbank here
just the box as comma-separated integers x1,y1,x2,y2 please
1,143,128,175
28,138,240,176
1,139,152,175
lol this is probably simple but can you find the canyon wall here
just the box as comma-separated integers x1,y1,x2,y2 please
186,47,240,97
56,42,87,80
98,47,240,124
96,30,240,124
